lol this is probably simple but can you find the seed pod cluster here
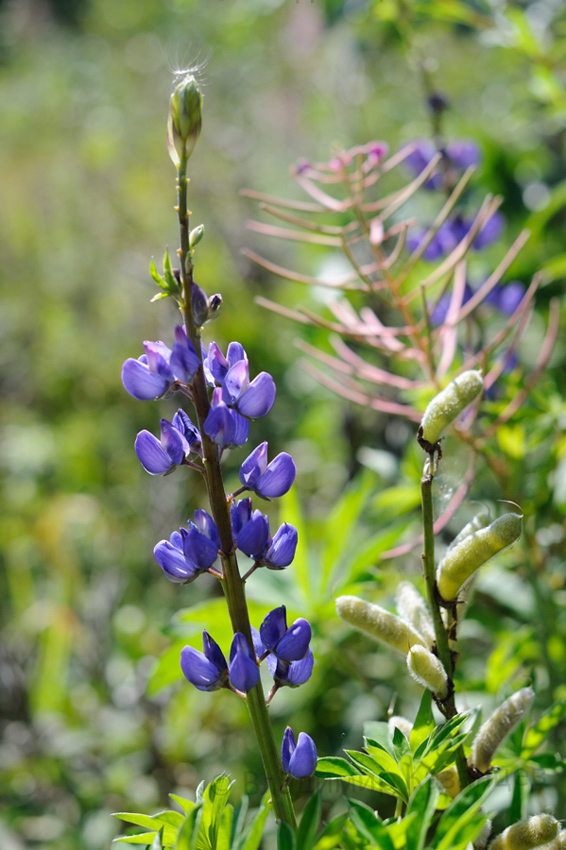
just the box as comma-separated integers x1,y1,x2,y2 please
437,512,523,601
418,369,484,448
489,814,559,850
470,687,535,773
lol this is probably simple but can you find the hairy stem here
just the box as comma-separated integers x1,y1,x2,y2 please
420,457,470,790
175,157,296,829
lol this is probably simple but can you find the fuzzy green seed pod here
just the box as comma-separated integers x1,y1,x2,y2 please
407,645,448,698
395,581,435,648
388,715,413,741
470,687,535,774
167,73,203,166
418,370,483,447
437,512,522,601
435,765,460,799
447,509,491,553
489,815,559,850
544,830,566,849
336,596,427,655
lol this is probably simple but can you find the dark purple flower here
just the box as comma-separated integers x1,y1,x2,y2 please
180,631,229,691
172,409,202,456
264,523,298,570
268,650,314,687
204,388,250,447
229,633,260,692
230,497,253,538
430,282,474,326
122,328,199,401
237,509,271,561
191,283,209,327
260,606,311,661
281,727,317,778
239,442,296,499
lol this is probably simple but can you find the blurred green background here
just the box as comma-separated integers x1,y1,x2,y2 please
1,0,566,847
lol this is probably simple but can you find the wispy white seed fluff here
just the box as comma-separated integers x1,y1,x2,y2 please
470,687,535,773
435,765,461,799
335,596,427,655
489,815,559,850
407,645,448,698
437,512,523,601
419,370,484,445
395,581,435,648
474,819,493,850
388,715,413,741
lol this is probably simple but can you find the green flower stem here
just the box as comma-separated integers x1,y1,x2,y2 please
420,458,470,790
174,159,297,830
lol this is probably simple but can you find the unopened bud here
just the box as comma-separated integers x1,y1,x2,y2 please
207,293,223,320
190,224,205,248
167,73,203,166
437,512,522,601
418,370,483,448
470,687,535,774
336,596,427,655
191,283,209,327
489,814,558,850
395,581,435,648
407,645,448,698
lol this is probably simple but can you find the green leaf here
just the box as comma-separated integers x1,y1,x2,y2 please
411,690,434,754
432,776,495,850
315,757,364,780
345,750,408,800
521,701,566,759
170,796,196,816
510,770,528,823
235,792,271,850
151,830,164,850
149,259,167,288
162,250,179,293
405,777,438,850
296,791,321,850
216,805,233,850
342,520,413,587
114,834,158,845
113,814,164,831
277,821,296,850
196,774,234,850
347,801,395,850
363,722,394,754
175,806,203,850
313,813,349,850
391,725,411,763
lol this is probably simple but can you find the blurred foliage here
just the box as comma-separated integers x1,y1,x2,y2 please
1,0,566,848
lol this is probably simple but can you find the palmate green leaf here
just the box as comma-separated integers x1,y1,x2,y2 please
296,791,321,850
392,725,412,763
234,792,271,850
347,801,395,850
521,701,566,759
405,776,438,850
346,750,408,801
315,757,364,780
431,776,495,850
170,795,196,816
363,722,394,755
114,833,159,846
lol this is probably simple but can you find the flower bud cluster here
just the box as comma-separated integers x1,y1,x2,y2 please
180,606,313,697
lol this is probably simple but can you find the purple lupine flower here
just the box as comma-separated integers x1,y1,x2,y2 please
230,497,253,538
204,388,250,447
446,139,480,171
205,341,276,418
485,281,525,315
239,442,296,499
263,523,298,570
180,631,229,691
153,511,220,583
260,606,311,661
267,650,314,688
430,282,474,326
172,409,202,456
473,210,504,250
401,139,443,190
122,327,199,401
135,418,189,475
229,633,260,692
236,509,271,561
281,727,317,778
